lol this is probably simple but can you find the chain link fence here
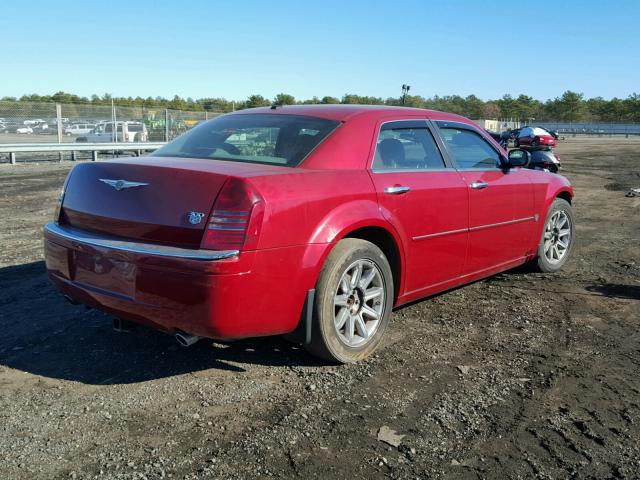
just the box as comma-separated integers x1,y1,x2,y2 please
0,100,220,145
535,121,640,136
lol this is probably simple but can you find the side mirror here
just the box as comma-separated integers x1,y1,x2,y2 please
508,149,530,168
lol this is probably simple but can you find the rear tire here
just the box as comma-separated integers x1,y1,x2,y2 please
534,198,574,272
306,239,394,363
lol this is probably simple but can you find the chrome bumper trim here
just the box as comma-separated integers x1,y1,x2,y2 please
44,222,239,261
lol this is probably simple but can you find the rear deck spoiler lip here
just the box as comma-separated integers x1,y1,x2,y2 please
44,222,239,261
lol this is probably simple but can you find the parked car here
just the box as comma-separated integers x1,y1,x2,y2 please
528,149,561,173
24,118,45,126
76,121,148,143
44,105,575,363
517,126,557,147
64,123,96,136
16,125,33,134
1,121,23,133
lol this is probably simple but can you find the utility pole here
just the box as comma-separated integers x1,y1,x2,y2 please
401,84,411,105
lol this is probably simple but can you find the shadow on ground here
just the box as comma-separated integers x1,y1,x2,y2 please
0,261,319,386
586,283,640,300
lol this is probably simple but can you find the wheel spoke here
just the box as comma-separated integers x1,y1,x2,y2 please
558,228,570,237
359,268,376,290
335,308,348,330
340,277,350,294
355,314,369,339
345,315,355,341
557,238,568,249
350,263,362,289
361,305,380,320
334,294,348,307
557,215,568,229
364,286,383,301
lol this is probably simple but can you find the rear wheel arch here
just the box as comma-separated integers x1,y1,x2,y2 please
342,226,403,304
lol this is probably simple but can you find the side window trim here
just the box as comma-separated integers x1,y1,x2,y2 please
434,120,507,170
370,119,453,172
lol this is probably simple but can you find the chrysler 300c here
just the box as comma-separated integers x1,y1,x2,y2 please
44,105,574,363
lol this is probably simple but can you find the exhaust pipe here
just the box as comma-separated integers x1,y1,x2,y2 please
113,318,134,333
175,331,202,347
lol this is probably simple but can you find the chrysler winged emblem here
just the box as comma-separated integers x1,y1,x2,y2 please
99,178,149,191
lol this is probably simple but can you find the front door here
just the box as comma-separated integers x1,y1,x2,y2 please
436,122,535,274
368,120,469,296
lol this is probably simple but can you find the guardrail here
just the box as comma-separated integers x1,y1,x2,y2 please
0,142,166,164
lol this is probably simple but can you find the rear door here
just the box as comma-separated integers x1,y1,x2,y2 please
435,121,535,274
368,119,469,295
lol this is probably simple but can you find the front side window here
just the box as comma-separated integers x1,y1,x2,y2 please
372,125,445,170
438,126,501,169
153,114,340,166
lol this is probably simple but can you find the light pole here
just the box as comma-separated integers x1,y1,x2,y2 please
402,84,411,105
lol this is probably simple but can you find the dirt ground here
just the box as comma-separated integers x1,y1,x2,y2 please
0,137,639,479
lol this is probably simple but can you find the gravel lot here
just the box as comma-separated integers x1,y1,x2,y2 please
0,137,639,479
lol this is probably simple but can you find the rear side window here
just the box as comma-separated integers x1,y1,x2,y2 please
438,127,501,169
372,124,445,170
153,114,340,166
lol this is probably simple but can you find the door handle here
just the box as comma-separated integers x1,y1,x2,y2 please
470,182,489,190
384,185,410,195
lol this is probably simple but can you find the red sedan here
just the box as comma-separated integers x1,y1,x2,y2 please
44,105,575,363
517,126,557,147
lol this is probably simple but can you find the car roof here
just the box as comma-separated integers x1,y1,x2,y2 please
230,104,470,123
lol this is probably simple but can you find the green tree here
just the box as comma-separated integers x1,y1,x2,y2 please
245,95,271,109
320,96,340,104
483,101,501,119
555,91,585,122
273,93,296,105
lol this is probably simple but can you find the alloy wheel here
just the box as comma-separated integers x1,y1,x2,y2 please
333,259,385,347
543,210,571,264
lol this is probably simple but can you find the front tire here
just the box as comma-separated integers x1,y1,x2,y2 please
306,239,394,363
534,198,574,272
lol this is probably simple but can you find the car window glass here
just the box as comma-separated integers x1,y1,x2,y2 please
372,126,445,170
154,114,339,167
439,127,501,169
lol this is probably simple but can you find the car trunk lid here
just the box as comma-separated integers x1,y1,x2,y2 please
61,156,284,248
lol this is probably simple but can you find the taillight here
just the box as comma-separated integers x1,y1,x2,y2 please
54,170,73,222
201,178,264,251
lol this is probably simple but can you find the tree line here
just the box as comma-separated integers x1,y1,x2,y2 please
2,90,640,123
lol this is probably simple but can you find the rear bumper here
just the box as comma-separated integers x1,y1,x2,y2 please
44,223,322,339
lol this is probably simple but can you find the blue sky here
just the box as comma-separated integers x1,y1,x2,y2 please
2,0,638,101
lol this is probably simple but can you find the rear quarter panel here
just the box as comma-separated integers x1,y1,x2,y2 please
249,169,383,249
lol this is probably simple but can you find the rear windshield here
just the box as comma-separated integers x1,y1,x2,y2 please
152,113,340,166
